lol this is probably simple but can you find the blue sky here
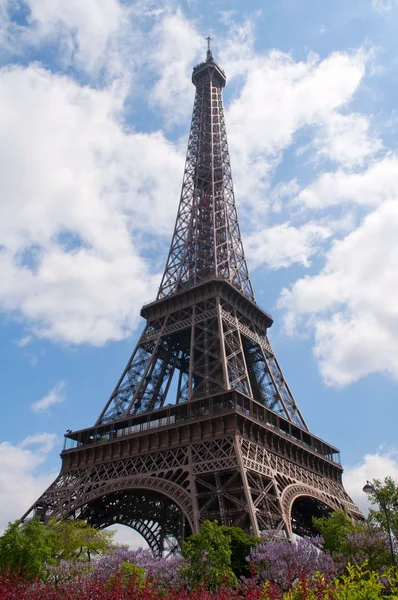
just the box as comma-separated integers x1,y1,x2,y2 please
1,0,398,546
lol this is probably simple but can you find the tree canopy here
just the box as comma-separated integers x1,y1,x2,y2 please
0,517,115,579
366,476,398,539
313,509,354,554
182,520,238,589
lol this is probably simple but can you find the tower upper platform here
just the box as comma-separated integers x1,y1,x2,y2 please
192,56,226,88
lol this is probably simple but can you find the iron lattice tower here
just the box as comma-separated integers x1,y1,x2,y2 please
23,44,361,554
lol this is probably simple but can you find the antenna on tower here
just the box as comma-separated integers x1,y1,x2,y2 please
206,36,213,61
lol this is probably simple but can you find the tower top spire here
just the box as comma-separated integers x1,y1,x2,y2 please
192,37,226,88
206,36,213,61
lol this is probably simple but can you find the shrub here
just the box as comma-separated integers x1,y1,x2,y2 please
95,545,185,588
249,536,335,592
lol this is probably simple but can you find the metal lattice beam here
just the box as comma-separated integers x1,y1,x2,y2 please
97,294,307,427
157,55,254,302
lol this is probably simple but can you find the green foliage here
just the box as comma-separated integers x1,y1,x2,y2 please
46,517,114,561
313,509,354,554
282,565,390,600
334,564,386,600
313,509,392,572
0,517,115,580
219,525,259,578
182,520,238,589
366,476,398,539
110,561,146,588
378,566,398,596
0,518,53,579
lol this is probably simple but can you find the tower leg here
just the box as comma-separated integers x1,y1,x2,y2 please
234,437,260,537
188,446,200,534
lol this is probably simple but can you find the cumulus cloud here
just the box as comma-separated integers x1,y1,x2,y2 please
0,64,183,345
280,200,398,386
227,49,368,159
246,222,331,269
32,381,66,413
222,44,373,214
297,156,398,209
3,0,138,79
0,3,390,392
28,0,125,70
344,449,398,514
145,13,375,216
149,10,203,124
313,112,381,168
0,431,145,548
0,433,58,533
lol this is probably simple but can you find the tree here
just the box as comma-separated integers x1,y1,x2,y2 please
0,519,53,579
313,509,354,554
45,517,114,561
0,517,115,580
181,520,237,589
219,526,259,578
313,509,392,572
366,476,398,540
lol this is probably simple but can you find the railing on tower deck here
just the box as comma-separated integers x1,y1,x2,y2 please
63,391,341,466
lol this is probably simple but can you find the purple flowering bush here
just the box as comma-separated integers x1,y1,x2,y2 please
94,546,186,588
44,558,93,583
340,524,391,573
249,536,336,592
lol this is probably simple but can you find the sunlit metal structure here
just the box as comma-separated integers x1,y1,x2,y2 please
23,42,362,554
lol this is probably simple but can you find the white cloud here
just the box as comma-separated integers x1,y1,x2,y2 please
0,64,183,345
280,200,398,386
149,10,203,124
0,433,58,533
0,6,387,384
32,381,66,413
21,0,132,78
297,156,398,209
221,42,373,214
246,222,331,269
0,433,147,548
313,112,381,168
227,49,368,157
146,14,375,211
344,449,398,514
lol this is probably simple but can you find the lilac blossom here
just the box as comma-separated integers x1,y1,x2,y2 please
94,546,185,587
44,559,93,583
345,525,391,572
249,536,335,591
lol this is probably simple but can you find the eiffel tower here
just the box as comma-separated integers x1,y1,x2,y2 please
23,41,361,554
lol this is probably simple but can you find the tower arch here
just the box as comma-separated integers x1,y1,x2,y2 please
281,483,343,539
79,486,192,555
